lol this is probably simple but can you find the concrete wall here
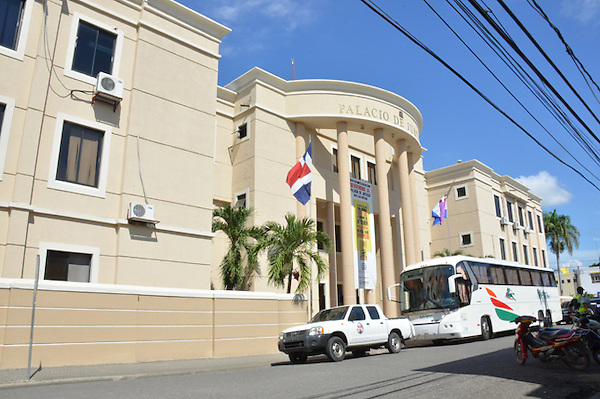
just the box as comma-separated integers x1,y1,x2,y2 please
0,279,306,369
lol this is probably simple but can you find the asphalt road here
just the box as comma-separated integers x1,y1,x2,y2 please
2,333,599,399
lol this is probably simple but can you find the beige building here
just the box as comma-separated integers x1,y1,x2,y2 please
426,160,548,267
0,0,548,368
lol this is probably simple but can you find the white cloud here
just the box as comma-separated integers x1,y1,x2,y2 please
515,171,573,207
561,0,600,24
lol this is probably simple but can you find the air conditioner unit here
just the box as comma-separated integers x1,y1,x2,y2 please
128,202,155,223
524,226,532,234
500,216,510,225
513,221,522,230
95,72,124,101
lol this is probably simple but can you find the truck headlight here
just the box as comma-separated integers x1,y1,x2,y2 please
278,332,284,340
309,327,324,336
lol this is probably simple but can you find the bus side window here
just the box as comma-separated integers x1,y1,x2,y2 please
519,270,533,286
490,265,506,284
504,267,520,285
530,271,543,286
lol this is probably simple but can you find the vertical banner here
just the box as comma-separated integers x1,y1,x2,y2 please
350,177,377,289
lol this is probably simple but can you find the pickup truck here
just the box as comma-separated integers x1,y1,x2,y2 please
278,304,414,363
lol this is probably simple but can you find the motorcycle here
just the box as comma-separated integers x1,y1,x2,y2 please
513,315,590,371
572,307,600,365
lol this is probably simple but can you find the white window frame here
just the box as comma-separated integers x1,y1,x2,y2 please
454,185,468,200
39,242,100,283
64,12,124,85
48,113,112,198
349,152,362,180
0,0,34,60
0,95,16,180
236,122,250,142
459,231,473,248
330,144,338,173
233,190,249,209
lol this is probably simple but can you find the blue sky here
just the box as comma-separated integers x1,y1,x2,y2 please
180,0,600,271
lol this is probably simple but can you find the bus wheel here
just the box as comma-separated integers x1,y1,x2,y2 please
480,316,493,340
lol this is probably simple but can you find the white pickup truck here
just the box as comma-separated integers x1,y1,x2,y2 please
278,304,414,363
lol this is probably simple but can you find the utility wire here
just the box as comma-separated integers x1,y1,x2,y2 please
527,0,600,105
467,0,600,148
495,0,600,129
359,0,600,191
423,0,600,182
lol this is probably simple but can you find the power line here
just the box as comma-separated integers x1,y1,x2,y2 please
359,0,600,191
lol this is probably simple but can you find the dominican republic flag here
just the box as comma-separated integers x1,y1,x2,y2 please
432,194,448,225
286,143,312,205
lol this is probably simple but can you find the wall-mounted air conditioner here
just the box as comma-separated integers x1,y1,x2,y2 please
500,216,510,225
95,72,124,102
513,221,522,230
128,202,155,223
524,226,532,234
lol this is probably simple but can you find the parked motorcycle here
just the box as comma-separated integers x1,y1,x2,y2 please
572,309,600,365
513,315,590,371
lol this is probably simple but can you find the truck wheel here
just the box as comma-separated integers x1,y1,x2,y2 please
387,331,402,353
325,336,346,362
288,353,307,364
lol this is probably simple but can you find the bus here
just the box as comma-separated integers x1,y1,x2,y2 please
389,256,561,342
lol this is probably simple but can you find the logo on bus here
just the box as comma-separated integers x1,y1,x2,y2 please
486,288,520,322
505,288,516,301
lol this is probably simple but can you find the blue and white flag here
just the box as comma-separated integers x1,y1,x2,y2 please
286,143,312,205
432,194,448,225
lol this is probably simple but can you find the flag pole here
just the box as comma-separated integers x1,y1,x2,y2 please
308,135,314,318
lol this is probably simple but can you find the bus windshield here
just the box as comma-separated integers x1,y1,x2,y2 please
399,265,456,313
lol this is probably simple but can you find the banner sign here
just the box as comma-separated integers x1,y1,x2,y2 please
350,177,377,289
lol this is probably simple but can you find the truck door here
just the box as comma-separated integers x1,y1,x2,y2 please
366,306,388,343
346,306,369,345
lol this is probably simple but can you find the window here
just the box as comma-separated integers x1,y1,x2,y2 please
367,161,376,185
528,211,534,231
591,273,600,284
531,271,543,286
455,186,467,199
519,270,532,285
499,238,506,260
65,14,123,84
0,0,32,59
332,148,338,173
518,206,524,226
45,250,91,282
48,114,112,197
490,265,506,284
234,193,246,209
460,233,472,247
494,195,501,217
512,241,518,262
541,249,547,267
469,262,491,284
537,214,543,232
335,224,341,253
0,0,24,50
238,123,247,139
0,95,15,179
40,242,99,283
506,200,514,222
351,155,361,179
56,122,104,187
505,267,520,285
366,306,380,320
523,245,529,265
337,284,343,306
532,248,538,266
349,306,366,321
317,221,324,250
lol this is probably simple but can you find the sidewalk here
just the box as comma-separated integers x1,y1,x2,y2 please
0,353,289,388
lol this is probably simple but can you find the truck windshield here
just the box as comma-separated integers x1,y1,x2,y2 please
310,306,349,322
399,265,456,313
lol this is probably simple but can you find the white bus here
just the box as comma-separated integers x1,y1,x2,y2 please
390,256,561,342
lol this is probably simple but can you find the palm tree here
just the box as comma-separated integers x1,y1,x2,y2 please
432,249,466,258
264,214,332,294
212,205,265,290
544,210,580,296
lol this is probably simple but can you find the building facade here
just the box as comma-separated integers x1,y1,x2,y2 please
426,160,548,268
0,0,549,367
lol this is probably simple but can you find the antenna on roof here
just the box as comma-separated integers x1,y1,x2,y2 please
291,59,295,80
